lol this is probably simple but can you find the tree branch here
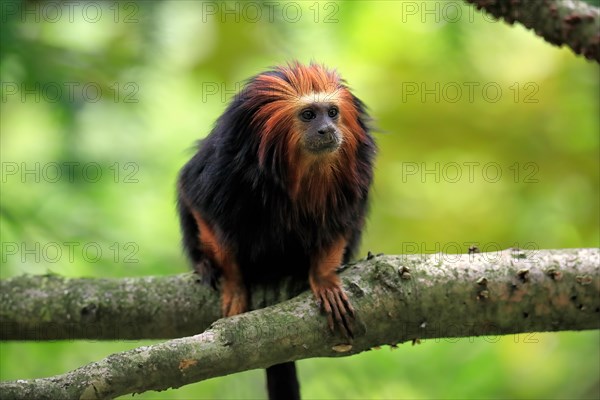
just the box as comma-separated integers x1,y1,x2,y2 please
0,271,306,341
0,273,219,340
1,249,599,399
465,0,600,63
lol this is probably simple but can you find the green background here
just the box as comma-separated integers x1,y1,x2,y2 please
1,1,598,399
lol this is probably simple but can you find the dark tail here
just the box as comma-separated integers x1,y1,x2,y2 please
266,362,300,400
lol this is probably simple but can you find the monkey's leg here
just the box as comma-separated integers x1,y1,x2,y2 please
191,210,248,316
309,237,354,338
220,265,248,316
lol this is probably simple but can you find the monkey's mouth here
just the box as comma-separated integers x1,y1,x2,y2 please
303,132,341,154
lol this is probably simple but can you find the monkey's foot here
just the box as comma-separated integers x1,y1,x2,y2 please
221,288,248,317
312,283,355,339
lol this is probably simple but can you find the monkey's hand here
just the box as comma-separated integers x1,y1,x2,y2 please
310,274,355,339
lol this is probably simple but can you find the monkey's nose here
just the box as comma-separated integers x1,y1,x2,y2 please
318,125,335,135
305,127,340,154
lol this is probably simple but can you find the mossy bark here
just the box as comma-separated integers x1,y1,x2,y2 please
1,249,598,399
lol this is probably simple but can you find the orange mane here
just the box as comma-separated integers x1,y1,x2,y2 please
246,62,369,213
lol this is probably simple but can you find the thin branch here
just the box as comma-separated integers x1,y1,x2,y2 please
465,0,600,63
0,249,598,399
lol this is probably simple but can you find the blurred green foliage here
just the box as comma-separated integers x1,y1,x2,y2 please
1,1,598,399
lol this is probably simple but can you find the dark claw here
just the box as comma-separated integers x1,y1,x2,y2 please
319,292,333,331
315,286,355,339
339,289,355,317
327,290,343,327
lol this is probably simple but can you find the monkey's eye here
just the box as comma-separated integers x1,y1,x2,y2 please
328,107,338,118
300,109,316,121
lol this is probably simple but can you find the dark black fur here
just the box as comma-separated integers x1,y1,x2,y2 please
178,75,375,285
177,67,376,399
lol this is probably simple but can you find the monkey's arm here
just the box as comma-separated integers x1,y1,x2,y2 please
309,237,355,338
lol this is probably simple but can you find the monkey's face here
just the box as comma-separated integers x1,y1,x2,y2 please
297,102,342,155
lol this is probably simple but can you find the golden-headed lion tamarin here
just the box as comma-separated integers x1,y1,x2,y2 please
177,62,376,399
